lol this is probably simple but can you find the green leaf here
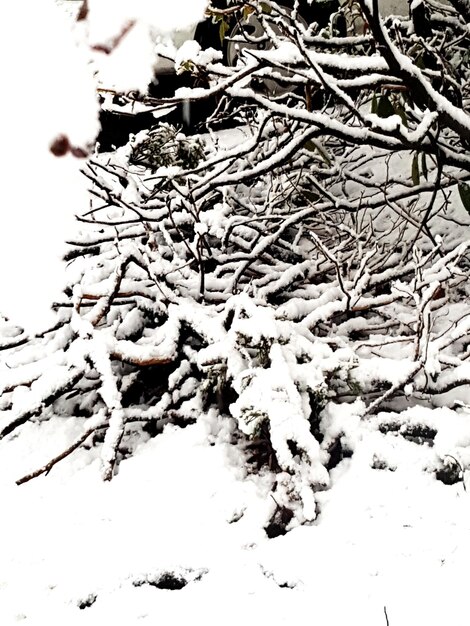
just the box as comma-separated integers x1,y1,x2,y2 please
458,182,470,214
303,190,320,204
371,92,378,115
179,60,195,73
303,139,332,166
260,2,273,13
219,18,230,44
415,50,427,70
393,101,408,128
377,94,395,118
411,152,420,186
208,9,223,23
415,53,426,70
421,153,428,181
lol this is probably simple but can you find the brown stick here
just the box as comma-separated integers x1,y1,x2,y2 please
110,351,173,367
206,3,244,16
16,421,106,486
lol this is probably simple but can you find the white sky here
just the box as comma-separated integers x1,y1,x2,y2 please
0,0,207,333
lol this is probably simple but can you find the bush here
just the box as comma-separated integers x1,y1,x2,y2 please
2,0,470,527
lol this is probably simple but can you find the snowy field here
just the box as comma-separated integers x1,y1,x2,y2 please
1,406,470,625
55,0,82,19
2,1,470,624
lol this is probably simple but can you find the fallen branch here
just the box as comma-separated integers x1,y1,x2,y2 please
16,413,108,486
0,366,87,440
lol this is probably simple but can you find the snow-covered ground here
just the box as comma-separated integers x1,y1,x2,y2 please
2,2,470,624
1,407,470,625
55,0,83,20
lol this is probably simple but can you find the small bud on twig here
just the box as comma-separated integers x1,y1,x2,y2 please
50,134,70,157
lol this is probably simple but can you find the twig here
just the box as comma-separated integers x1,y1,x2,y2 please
16,418,107,486
0,367,86,440
363,362,422,416
384,606,390,626
92,20,136,55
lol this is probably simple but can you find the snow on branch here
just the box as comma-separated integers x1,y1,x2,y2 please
2,0,470,527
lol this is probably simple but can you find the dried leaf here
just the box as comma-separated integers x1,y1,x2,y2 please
243,5,255,19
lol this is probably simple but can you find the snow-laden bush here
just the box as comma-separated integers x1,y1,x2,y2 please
2,0,470,530
2,116,469,527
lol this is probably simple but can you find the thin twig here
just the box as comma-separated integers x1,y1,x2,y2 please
16,420,107,486
384,606,390,626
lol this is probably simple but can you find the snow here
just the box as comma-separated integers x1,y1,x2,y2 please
87,0,207,90
376,7,470,140
89,0,207,36
0,0,99,333
2,408,470,624
0,0,209,334
91,19,158,92
175,39,202,68
2,1,470,623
